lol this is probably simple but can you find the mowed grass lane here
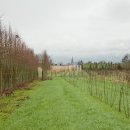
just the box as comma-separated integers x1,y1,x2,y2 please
1,77,130,130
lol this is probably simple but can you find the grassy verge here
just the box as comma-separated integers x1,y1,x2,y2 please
0,81,38,121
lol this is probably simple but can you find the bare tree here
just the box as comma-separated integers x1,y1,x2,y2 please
0,20,39,95
41,51,51,80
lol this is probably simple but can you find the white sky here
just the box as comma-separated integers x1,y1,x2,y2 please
0,0,130,63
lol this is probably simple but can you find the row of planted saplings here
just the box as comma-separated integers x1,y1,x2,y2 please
0,21,38,96
58,66,130,118
63,70,130,118
86,70,130,118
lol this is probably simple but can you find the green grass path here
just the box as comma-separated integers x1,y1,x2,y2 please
0,77,130,130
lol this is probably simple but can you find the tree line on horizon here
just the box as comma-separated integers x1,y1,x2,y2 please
83,54,130,71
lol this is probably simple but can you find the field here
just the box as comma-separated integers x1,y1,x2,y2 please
0,2,130,130
0,77,130,130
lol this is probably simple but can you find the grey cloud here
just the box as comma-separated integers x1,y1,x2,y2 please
0,0,130,63
105,0,130,22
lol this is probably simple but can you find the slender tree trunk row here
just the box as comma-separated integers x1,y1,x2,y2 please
0,21,38,95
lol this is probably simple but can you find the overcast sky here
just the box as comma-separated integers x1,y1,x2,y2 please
0,0,130,63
